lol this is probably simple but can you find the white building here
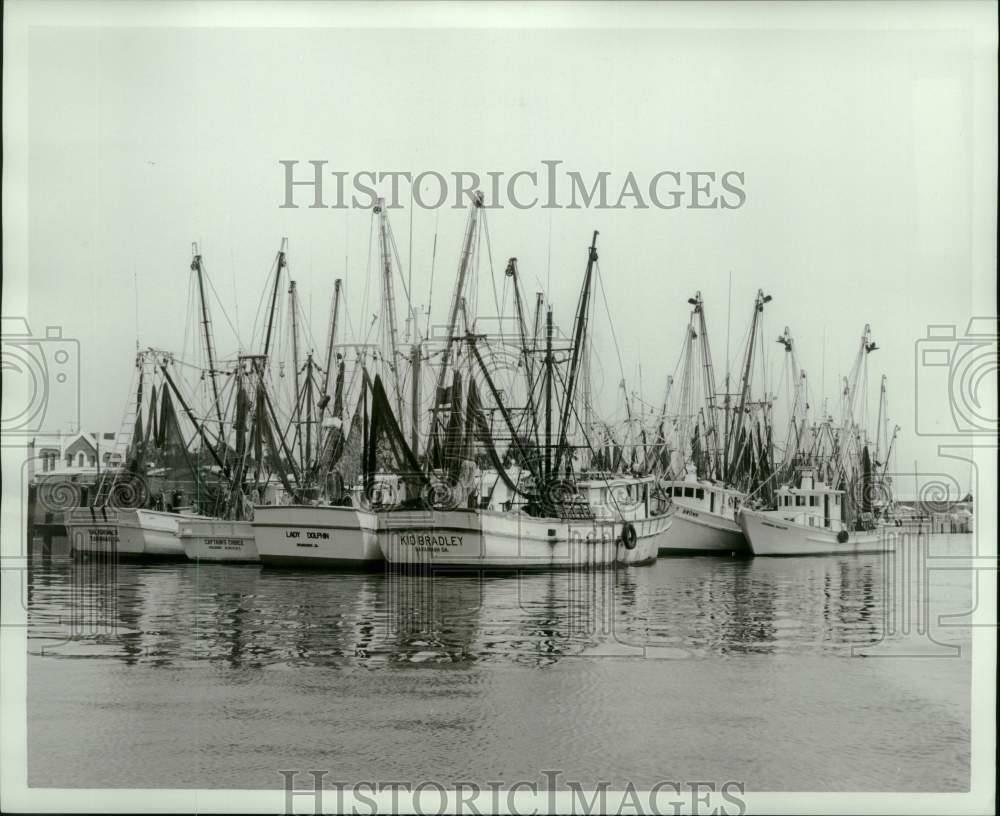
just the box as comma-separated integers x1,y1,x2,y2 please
27,431,124,481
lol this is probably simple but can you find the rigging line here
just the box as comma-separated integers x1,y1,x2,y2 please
545,354,640,521
424,208,440,340
360,212,376,347
407,184,414,333
595,261,629,406
546,212,552,296
297,298,321,356
249,253,279,355
231,245,241,353
481,213,504,344
180,274,196,370
387,212,422,344
133,267,141,351
340,278,359,357
725,271,732,384
201,256,244,350
467,219,482,333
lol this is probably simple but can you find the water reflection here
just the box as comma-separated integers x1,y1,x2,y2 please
27,542,972,669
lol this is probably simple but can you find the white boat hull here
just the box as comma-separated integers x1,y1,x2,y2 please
378,508,640,569
179,518,259,563
252,504,380,568
659,505,748,554
739,508,891,556
66,507,199,558
616,511,672,566
66,508,124,556
116,509,197,558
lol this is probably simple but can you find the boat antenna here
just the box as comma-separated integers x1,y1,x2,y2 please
133,266,140,352
546,211,553,295
407,182,414,340
424,208,439,340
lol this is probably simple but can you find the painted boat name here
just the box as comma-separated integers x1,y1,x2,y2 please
205,538,243,549
398,533,464,550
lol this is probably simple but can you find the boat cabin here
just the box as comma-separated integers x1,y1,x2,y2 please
357,473,405,508
578,473,657,521
661,477,744,521
476,468,664,522
773,471,842,529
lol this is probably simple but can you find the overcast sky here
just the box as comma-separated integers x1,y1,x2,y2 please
21,5,997,494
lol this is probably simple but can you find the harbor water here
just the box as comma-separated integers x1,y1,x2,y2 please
26,533,972,791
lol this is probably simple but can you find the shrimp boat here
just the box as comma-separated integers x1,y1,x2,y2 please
581,474,672,566
381,476,671,569
65,506,122,557
179,517,258,563
68,505,209,559
658,473,745,554
740,326,896,557
177,348,282,565
77,246,270,562
68,348,221,559
182,241,358,566
739,472,889,556
250,360,385,569
378,218,669,569
252,214,406,570
253,503,380,568
177,247,271,564
252,441,383,570
119,507,209,558
380,506,618,569
652,290,777,555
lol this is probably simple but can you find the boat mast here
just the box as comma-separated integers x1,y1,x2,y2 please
507,259,530,375
410,343,421,454
690,292,721,477
644,373,675,474
581,329,594,472
506,258,541,448
678,320,697,472
532,292,545,345
544,307,554,484
304,352,316,473
263,238,288,359
233,354,267,515
288,279,304,471
552,231,599,478
874,374,888,465
244,239,289,494
726,288,772,484
190,243,225,439
723,272,733,484
318,278,342,414
620,378,635,471
777,325,804,474
158,359,230,476
424,191,484,463
836,324,878,484
375,198,405,424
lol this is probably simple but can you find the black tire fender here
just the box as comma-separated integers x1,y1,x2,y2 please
621,522,638,550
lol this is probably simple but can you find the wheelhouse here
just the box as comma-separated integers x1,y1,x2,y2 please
661,478,744,520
